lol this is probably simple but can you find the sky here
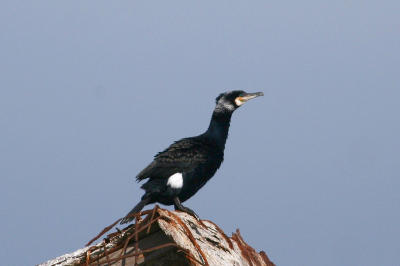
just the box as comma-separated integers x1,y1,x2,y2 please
0,1,399,265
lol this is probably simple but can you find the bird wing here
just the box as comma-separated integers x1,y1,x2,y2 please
136,137,210,181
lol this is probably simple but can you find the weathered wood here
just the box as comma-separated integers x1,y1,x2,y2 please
39,207,274,266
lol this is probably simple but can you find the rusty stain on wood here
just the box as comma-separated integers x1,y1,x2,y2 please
40,206,274,266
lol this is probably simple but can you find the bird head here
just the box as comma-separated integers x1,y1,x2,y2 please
215,90,263,112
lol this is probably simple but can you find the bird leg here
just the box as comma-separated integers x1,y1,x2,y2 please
173,196,200,220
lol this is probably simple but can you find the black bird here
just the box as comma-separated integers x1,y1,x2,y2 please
120,90,263,224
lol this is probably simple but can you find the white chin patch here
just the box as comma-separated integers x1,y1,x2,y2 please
219,99,235,111
167,173,183,189
235,97,245,106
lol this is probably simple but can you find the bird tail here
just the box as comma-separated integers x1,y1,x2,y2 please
120,197,151,224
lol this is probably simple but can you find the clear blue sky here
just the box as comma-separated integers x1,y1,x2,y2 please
1,1,399,265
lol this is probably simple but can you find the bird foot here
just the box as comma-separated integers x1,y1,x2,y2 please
175,206,200,220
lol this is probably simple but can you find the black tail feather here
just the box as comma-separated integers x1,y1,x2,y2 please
120,197,150,224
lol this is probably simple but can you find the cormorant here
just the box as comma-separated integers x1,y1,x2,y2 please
120,90,263,224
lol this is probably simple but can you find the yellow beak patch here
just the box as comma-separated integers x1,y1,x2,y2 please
235,96,246,106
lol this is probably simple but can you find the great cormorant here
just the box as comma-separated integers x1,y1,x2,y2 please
120,90,263,224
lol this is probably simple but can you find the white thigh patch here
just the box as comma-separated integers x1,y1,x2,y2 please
167,173,183,189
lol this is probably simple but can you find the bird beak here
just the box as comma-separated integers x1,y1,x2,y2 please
235,92,264,106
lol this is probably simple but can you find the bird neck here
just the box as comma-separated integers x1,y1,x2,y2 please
204,109,233,149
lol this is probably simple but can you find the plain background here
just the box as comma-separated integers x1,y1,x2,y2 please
1,1,399,265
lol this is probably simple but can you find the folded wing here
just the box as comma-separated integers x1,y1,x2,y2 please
136,137,211,181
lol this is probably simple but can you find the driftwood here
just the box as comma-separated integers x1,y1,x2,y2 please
39,206,274,266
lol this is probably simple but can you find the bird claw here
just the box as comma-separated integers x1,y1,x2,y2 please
173,197,200,220
183,208,200,220
188,211,200,220
175,206,200,220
